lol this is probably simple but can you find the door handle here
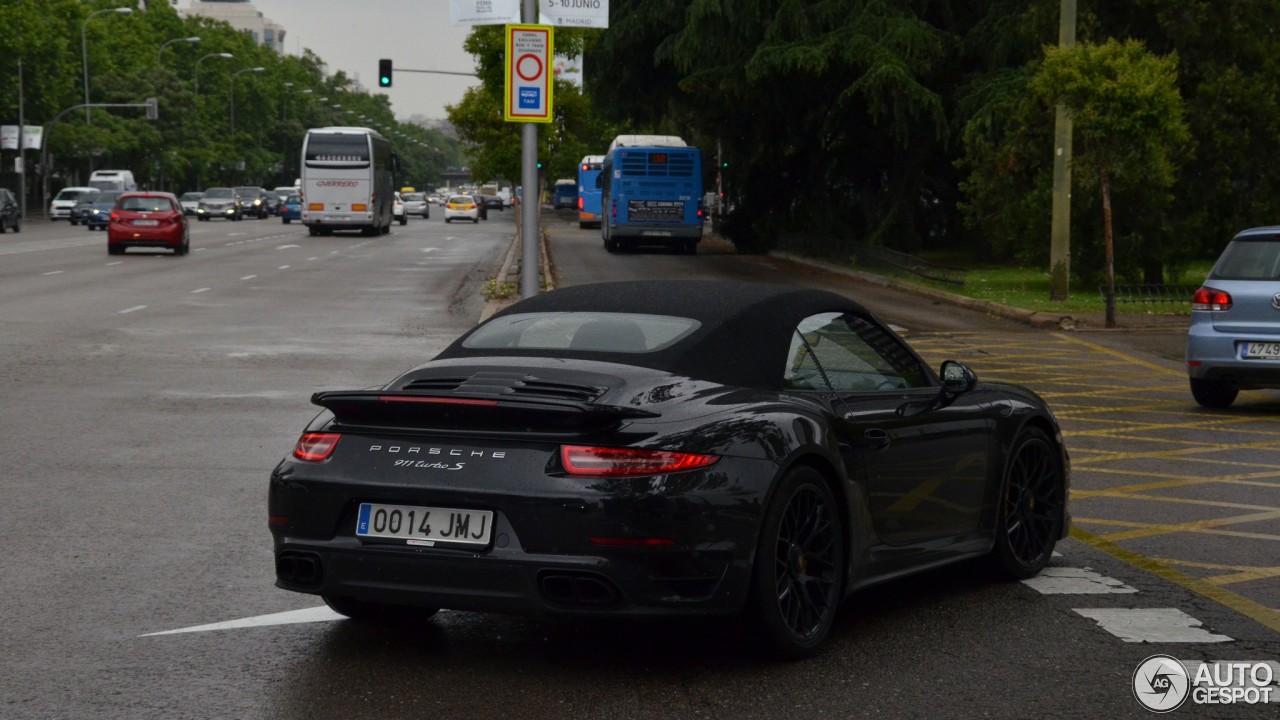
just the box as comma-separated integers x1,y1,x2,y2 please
864,428,891,451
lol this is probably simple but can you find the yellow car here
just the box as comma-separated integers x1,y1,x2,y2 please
444,195,480,223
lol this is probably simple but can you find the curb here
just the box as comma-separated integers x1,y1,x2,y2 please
766,250,1189,331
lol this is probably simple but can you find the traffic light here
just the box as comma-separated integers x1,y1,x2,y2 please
378,59,392,88
721,161,729,169
536,160,543,170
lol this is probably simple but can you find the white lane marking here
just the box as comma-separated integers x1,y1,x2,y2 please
278,244,300,249
194,247,207,252
227,232,246,237
421,248,438,253
106,261,123,266
307,257,318,261
191,288,210,294
1021,567,1138,594
1073,608,1233,643
141,606,344,637
240,275,257,281
118,305,147,314
43,270,65,276
277,265,290,270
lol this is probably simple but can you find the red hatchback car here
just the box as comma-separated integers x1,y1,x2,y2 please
107,192,189,256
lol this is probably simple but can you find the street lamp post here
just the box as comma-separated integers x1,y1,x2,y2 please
229,66,265,133
194,52,233,101
82,6,133,123
157,36,200,65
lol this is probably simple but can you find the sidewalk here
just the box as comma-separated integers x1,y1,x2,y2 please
483,218,1188,332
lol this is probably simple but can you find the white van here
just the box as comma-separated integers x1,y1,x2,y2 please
49,186,99,220
87,169,137,193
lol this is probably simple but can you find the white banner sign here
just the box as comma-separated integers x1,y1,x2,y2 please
540,0,609,28
450,0,521,26
0,125,42,150
553,53,583,88
23,125,42,150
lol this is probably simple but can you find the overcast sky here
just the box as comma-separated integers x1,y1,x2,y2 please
190,0,482,121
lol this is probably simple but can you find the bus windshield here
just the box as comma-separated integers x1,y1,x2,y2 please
305,134,371,167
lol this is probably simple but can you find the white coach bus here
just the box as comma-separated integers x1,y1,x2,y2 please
300,127,397,237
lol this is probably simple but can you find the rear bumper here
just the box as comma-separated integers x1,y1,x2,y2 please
107,224,183,248
268,458,772,617
1186,320,1280,389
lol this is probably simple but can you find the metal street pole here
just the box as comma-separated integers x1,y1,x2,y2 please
229,66,264,133
82,7,133,124
1049,0,1076,301
18,58,26,220
194,52,233,103
520,0,540,299
157,36,200,65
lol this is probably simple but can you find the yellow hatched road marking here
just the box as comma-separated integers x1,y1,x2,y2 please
1151,558,1280,587
1071,527,1280,633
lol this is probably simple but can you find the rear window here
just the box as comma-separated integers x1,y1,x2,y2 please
463,312,700,354
403,193,424,201
120,196,173,212
448,196,473,204
1210,238,1280,280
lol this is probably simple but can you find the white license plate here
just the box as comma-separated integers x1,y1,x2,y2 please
356,503,493,546
642,230,673,237
133,219,158,226
1242,342,1280,359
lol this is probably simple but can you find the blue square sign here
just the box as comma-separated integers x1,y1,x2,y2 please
519,88,541,109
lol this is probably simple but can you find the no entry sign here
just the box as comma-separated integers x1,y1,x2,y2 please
504,25,554,123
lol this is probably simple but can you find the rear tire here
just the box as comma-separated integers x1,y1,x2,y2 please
1190,377,1238,408
283,217,291,224
323,595,439,625
750,466,844,659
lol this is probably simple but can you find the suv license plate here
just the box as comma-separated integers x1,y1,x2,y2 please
1242,342,1280,359
356,503,492,546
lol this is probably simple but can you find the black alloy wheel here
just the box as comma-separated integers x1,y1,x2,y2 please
1190,377,1239,408
991,427,1063,578
751,466,844,659
323,595,439,625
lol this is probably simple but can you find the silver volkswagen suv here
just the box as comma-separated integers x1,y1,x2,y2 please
1186,226,1280,407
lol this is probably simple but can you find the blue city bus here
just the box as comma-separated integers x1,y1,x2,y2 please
601,135,703,254
552,179,577,210
577,154,605,229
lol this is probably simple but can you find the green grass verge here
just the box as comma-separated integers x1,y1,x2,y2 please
873,259,1213,316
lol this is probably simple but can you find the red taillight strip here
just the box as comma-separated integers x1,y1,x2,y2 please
561,445,720,477
1192,286,1232,311
293,432,341,461
377,396,499,406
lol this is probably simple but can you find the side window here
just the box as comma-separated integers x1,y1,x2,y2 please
782,312,931,393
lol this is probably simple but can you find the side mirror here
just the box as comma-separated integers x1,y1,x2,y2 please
940,360,977,395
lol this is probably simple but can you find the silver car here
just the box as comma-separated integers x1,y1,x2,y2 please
1186,226,1280,407
401,192,430,218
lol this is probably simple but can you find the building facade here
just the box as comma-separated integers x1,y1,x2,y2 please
183,0,286,54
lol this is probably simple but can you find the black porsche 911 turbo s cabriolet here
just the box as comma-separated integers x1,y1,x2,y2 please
269,280,1069,657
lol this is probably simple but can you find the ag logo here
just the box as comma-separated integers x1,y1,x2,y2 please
1133,654,1190,712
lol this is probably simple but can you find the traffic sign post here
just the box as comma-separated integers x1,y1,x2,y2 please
504,24,553,123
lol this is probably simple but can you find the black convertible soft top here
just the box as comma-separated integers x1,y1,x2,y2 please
434,280,876,389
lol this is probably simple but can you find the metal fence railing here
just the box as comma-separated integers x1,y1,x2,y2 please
1101,284,1197,308
850,242,967,286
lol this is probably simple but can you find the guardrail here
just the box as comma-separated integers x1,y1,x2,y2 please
1101,284,1196,308
849,242,967,286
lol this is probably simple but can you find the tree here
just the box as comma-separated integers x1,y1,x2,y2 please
1032,39,1189,327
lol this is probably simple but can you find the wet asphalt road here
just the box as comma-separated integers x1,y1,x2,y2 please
0,210,1275,719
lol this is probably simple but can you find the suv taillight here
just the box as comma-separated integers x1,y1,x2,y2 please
1192,286,1232,311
